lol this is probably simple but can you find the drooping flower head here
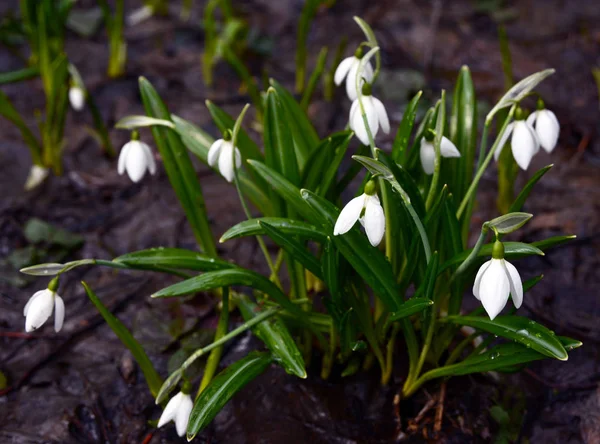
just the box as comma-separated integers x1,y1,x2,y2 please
334,46,374,101
527,99,560,153
158,387,194,437
419,130,461,175
472,239,523,320
69,86,85,111
349,83,390,146
207,130,242,183
24,277,65,333
118,131,157,183
334,179,385,247
494,107,540,170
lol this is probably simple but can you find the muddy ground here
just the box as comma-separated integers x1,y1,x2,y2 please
0,0,599,443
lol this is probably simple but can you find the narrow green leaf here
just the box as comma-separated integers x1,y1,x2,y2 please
389,298,434,321
0,66,39,84
392,90,422,164
220,218,327,243
300,46,328,110
236,295,306,378
115,115,175,130
0,90,42,163
295,0,321,93
187,351,273,439
82,281,163,396
113,248,235,271
509,164,553,212
445,315,568,360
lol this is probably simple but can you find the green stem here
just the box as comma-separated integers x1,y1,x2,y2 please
456,105,516,219
451,224,489,280
444,332,479,366
197,287,230,396
425,92,446,210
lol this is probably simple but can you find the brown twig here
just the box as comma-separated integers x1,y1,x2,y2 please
434,381,446,435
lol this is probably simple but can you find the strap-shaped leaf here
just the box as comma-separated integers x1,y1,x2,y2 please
0,90,42,163
389,298,434,321
236,295,306,378
83,282,163,397
509,164,553,212
392,91,422,164
220,217,327,243
302,131,352,194
187,351,273,439
114,248,235,271
139,77,216,256
445,315,568,360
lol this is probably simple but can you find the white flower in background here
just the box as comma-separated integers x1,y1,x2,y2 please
494,113,540,170
24,278,65,332
334,49,374,101
349,92,390,146
118,134,156,183
24,164,49,190
334,180,385,247
127,5,154,26
527,102,559,153
68,86,85,111
158,391,193,437
207,137,242,183
419,134,461,175
472,241,523,320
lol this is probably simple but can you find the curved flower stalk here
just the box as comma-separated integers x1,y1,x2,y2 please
527,100,559,153
419,133,461,175
334,180,385,247
494,109,540,170
334,47,374,101
472,240,523,320
118,131,157,182
158,390,193,437
207,133,242,183
24,277,65,332
349,88,389,146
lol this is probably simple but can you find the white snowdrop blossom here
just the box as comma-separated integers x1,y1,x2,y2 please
349,94,390,146
24,281,65,333
118,138,156,183
208,138,242,183
24,164,49,190
494,118,540,171
419,135,461,175
158,391,193,437
68,86,85,111
472,241,523,320
334,53,374,101
334,181,385,247
527,107,559,153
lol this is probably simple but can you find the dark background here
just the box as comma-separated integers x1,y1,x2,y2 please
1,0,599,442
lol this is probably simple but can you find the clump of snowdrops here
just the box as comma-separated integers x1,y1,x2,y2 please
21,17,579,440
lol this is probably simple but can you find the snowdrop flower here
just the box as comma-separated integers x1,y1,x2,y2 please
69,86,85,111
24,164,49,190
472,240,523,320
158,390,193,437
118,132,156,183
419,132,461,175
349,85,390,146
334,47,374,101
24,277,65,332
334,180,385,247
526,100,559,153
207,132,242,183
494,109,540,170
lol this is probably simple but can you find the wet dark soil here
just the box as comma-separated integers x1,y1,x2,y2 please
1,0,600,443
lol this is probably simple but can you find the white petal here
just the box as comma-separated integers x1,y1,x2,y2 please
207,139,224,167
118,142,132,175
24,165,49,190
493,122,514,161
345,62,361,101
372,97,390,134
158,392,183,428
362,62,374,83
54,295,65,332
25,290,54,332
234,146,242,169
334,194,366,236
127,5,154,26
479,259,510,320
348,100,359,131
140,142,156,175
526,110,538,127
536,109,560,153
350,101,369,146
363,196,385,246
125,141,150,182
218,144,235,182
503,260,523,309
511,121,539,170
69,87,85,111
334,57,356,86
472,260,492,300
440,136,461,158
174,394,193,437
24,290,46,316
419,139,435,175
